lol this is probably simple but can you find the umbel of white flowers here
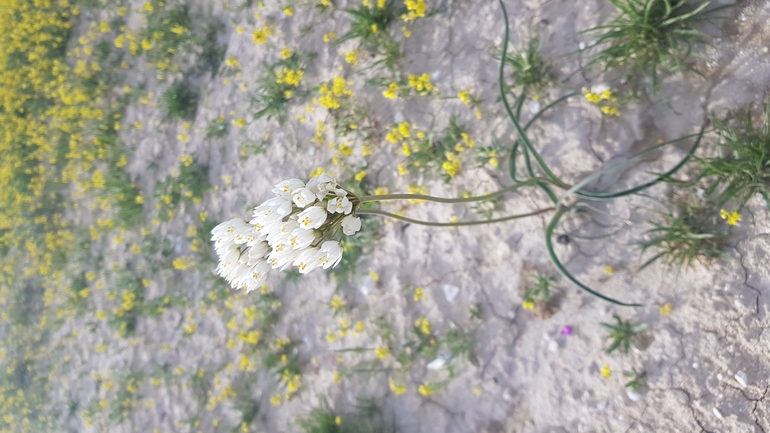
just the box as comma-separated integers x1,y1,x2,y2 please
211,174,363,292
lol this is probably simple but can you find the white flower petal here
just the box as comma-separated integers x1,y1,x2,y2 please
341,215,361,235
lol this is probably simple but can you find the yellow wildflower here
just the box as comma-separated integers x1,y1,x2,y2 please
720,209,741,226
389,377,406,395
382,82,399,99
375,346,389,359
414,287,423,301
418,382,434,396
344,49,359,66
330,295,346,309
323,32,337,43
601,364,611,379
660,303,672,315
171,24,187,35
253,27,272,44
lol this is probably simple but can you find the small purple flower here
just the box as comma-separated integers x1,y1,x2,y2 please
561,325,573,335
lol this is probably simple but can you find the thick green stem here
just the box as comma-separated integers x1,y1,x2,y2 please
358,177,559,204
356,207,554,227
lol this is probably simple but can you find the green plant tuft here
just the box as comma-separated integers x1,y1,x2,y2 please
600,314,648,354
698,102,770,208
583,0,726,91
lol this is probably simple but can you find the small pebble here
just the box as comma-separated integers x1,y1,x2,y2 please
713,408,723,419
735,371,748,389
578,41,586,50
717,374,724,381
359,275,375,296
528,100,541,114
442,284,460,302
427,358,446,371
692,362,699,369
597,400,608,411
626,389,642,402
548,340,558,352
734,299,744,308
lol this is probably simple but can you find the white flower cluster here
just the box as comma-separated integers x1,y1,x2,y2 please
211,174,363,292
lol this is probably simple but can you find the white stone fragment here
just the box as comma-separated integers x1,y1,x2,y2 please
626,389,642,402
713,407,723,419
442,284,460,302
427,358,446,371
360,275,375,296
528,101,541,114
734,370,748,389
548,340,558,352
597,400,608,411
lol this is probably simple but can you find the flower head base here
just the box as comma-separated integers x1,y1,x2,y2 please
212,174,363,289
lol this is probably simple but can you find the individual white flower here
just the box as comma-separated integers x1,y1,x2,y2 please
292,188,317,208
242,260,270,291
314,241,343,270
297,205,327,230
245,241,269,265
255,196,293,216
293,247,322,274
266,220,299,244
341,215,361,235
288,228,316,250
211,218,250,247
215,241,241,268
307,173,337,200
272,178,305,199
232,225,258,245
225,262,252,288
327,194,352,214
266,243,294,271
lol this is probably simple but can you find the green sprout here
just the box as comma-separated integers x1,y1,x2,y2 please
698,101,770,208
337,0,404,70
161,81,199,120
583,0,727,91
251,54,306,123
638,197,728,270
600,314,648,354
624,368,647,391
299,398,397,433
493,35,552,92
205,116,228,139
523,272,555,304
